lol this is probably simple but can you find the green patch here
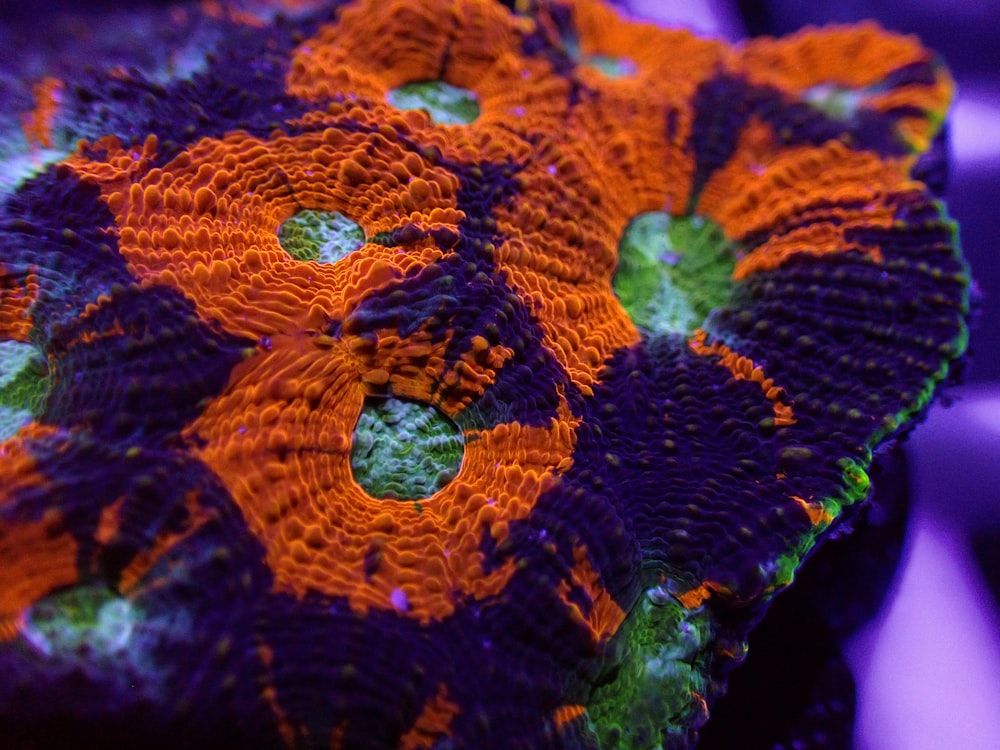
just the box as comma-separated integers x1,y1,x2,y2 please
803,83,865,121
387,80,481,125
0,339,49,440
20,581,192,702
587,584,717,749
584,53,637,79
582,55,636,78
563,35,636,79
24,585,136,658
613,212,738,336
278,209,365,264
351,395,464,500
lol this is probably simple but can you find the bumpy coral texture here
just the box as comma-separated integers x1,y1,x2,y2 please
0,1,968,748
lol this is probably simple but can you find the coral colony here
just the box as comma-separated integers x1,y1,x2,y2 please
0,0,969,748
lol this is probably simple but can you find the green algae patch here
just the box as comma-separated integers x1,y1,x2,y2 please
351,395,465,501
387,81,480,125
614,212,738,336
0,340,49,440
278,209,366,264
587,584,715,749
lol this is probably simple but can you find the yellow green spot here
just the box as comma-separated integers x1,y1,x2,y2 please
387,81,480,125
0,340,48,440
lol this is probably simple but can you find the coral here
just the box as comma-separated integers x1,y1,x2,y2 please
350,394,465,500
0,1,969,748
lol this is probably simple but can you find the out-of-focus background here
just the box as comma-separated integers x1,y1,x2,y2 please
2,1,998,747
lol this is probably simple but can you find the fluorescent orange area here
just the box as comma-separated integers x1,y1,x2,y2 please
66,134,159,194
187,331,579,624
568,0,728,89
561,0,729,211
739,22,936,91
20,77,64,150
689,330,796,427
791,495,835,527
202,0,333,26
72,105,468,343
0,268,39,342
0,434,79,640
95,496,127,546
475,116,649,390
200,0,267,26
697,140,919,279
288,0,567,137
736,22,953,151
557,543,626,645
552,704,587,729
115,490,219,594
0,516,78,636
256,640,297,748
341,322,514,415
0,425,60,493
399,684,460,750
675,580,731,609
492,129,643,393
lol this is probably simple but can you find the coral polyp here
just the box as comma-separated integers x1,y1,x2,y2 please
0,1,968,748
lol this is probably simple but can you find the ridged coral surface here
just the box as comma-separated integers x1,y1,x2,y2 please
0,1,969,748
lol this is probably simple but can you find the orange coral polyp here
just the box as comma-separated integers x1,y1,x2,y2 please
0,269,39,342
73,108,467,341
736,22,944,95
688,330,796,427
187,336,579,623
20,77,64,151
696,140,919,279
735,22,954,151
0,431,80,640
567,0,728,92
289,0,569,137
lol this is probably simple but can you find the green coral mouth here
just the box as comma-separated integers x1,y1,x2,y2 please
613,212,739,336
278,209,366,264
351,394,465,501
387,80,481,125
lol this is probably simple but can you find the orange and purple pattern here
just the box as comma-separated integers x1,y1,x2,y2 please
0,1,969,748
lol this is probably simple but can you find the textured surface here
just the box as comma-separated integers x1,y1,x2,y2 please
0,1,969,748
